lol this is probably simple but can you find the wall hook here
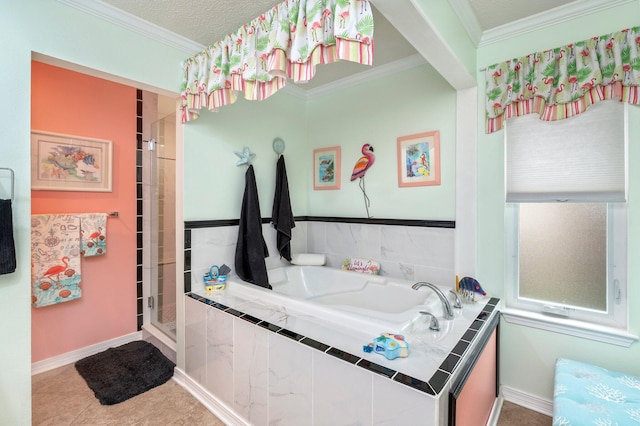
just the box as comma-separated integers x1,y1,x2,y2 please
0,167,15,201
272,137,285,155
235,147,256,166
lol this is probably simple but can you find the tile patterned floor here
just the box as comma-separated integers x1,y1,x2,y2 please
32,363,224,425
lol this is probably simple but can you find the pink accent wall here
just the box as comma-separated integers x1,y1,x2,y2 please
31,61,138,363
454,329,498,426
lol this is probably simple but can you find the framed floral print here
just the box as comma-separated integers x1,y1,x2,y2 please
31,131,113,192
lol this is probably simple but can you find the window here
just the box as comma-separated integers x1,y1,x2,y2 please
503,101,634,345
505,202,627,328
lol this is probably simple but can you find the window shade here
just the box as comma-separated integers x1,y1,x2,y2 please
505,101,626,202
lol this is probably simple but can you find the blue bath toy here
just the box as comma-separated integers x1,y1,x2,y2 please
204,265,227,291
364,333,409,360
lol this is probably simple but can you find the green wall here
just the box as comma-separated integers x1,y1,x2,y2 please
307,64,456,219
183,63,457,221
477,2,640,401
0,1,185,423
183,92,308,221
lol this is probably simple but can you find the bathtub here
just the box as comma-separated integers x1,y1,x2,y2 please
222,265,452,336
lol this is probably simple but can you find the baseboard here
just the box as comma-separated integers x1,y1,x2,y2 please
31,331,143,375
172,368,247,426
142,323,176,351
500,385,553,417
142,324,177,364
486,394,504,426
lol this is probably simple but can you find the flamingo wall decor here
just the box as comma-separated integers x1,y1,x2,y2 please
350,143,375,218
31,214,83,307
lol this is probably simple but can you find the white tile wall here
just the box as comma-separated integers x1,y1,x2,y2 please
184,297,207,384
313,354,373,425
190,223,308,294
190,220,455,290
205,306,234,406
233,318,269,425
184,297,438,425
268,334,313,424
372,375,436,425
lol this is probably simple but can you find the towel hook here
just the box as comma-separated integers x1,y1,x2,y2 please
0,167,15,201
235,147,256,166
272,137,285,156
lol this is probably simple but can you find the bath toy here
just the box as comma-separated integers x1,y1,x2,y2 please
204,264,227,291
363,333,409,360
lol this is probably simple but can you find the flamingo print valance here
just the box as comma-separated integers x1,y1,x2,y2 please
485,26,640,134
180,0,374,123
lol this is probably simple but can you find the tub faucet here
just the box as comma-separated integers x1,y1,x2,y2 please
419,311,440,331
411,282,455,319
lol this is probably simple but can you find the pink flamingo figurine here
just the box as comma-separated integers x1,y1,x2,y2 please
351,144,375,218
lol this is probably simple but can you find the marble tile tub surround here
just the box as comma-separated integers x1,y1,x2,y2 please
185,290,500,424
186,218,455,293
187,286,499,394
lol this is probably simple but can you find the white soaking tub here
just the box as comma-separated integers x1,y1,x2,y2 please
222,265,451,336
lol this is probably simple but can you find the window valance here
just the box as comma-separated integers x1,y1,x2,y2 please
485,26,640,134
180,0,374,123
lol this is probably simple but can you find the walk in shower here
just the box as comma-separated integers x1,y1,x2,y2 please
143,92,177,343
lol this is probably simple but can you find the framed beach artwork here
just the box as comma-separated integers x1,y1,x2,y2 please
31,131,113,192
397,131,441,187
313,146,341,190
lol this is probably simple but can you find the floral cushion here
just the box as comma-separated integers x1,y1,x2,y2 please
553,358,640,425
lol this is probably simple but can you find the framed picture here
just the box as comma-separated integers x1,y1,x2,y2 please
313,146,341,190
31,131,113,192
397,131,440,187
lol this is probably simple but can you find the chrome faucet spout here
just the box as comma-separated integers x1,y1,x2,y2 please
411,282,455,319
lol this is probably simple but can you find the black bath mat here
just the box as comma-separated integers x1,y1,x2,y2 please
75,340,175,405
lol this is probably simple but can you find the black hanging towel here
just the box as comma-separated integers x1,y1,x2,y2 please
272,155,295,261
0,199,16,275
235,165,270,289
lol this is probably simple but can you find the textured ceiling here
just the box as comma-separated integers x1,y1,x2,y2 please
101,0,282,47
100,0,576,47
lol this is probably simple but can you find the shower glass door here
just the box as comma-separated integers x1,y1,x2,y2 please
149,113,177,340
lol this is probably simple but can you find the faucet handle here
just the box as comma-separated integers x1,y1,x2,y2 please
449,290,462,309
419,311,440,331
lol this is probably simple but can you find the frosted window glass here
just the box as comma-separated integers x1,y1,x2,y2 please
518,203,606,311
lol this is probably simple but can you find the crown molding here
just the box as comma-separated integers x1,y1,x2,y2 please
479,0,636,47
281,82,308,100
56,0,205,54
447,0,483,47
282,54,427,100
